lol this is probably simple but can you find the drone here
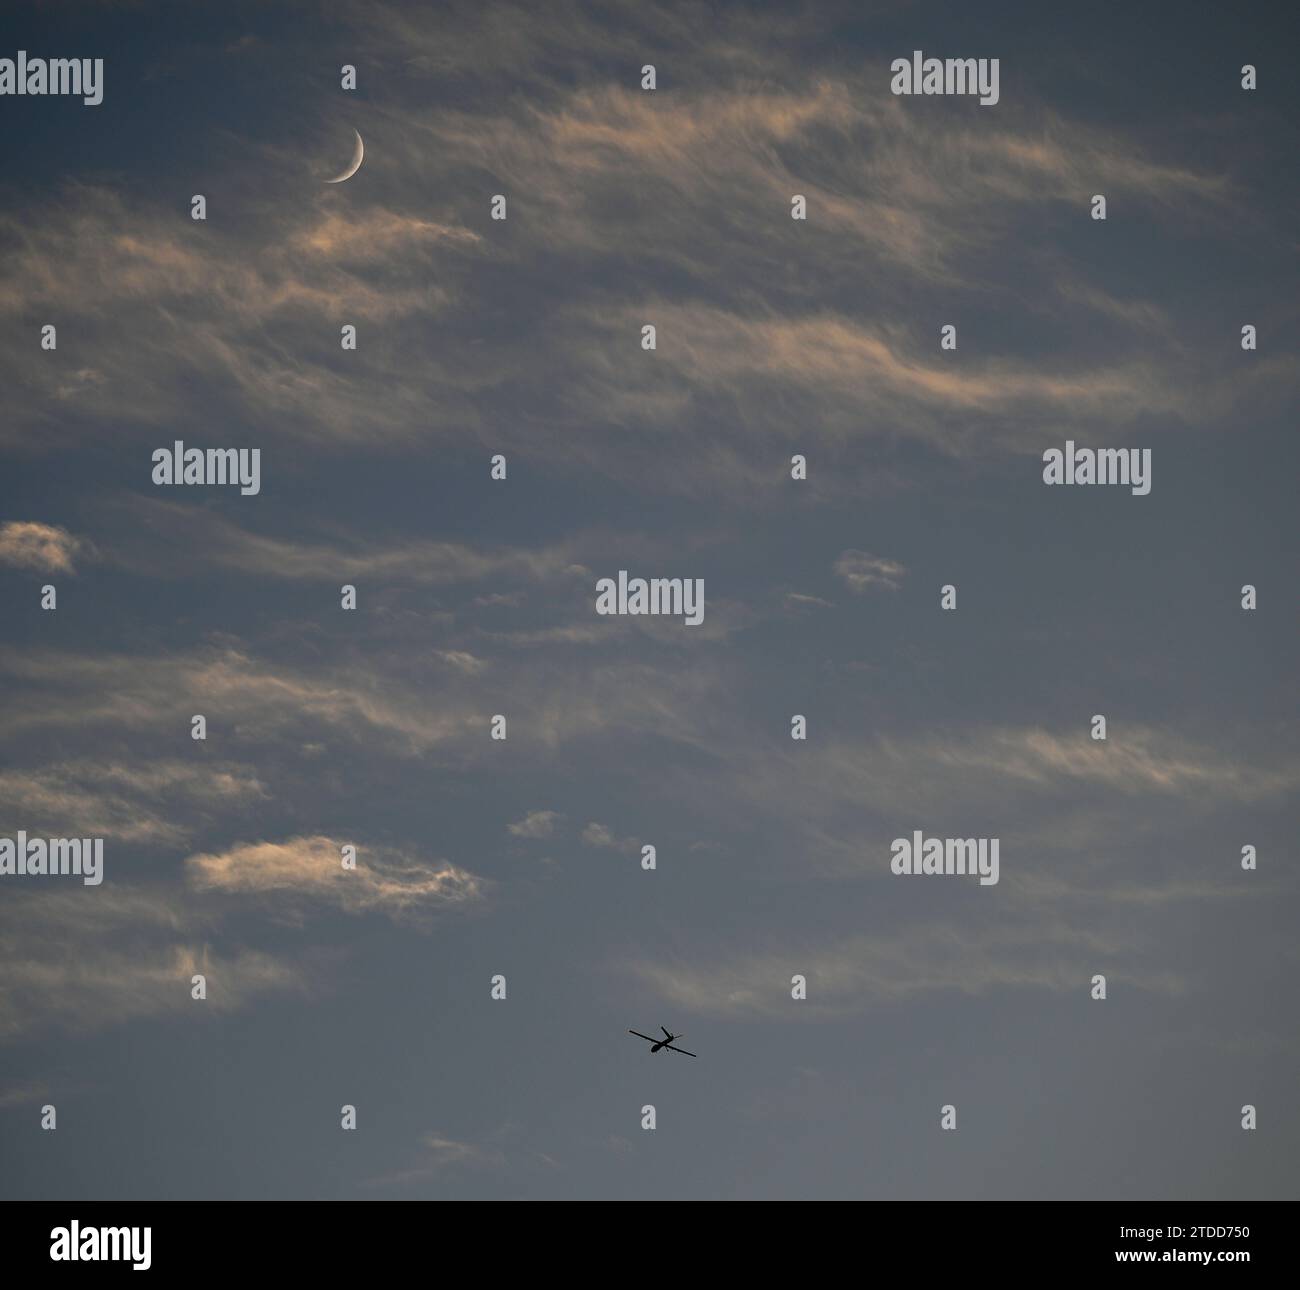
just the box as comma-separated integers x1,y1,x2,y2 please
628,1025,696,1057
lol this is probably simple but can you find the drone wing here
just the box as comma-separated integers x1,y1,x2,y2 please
664,1044,697,1057
628,1030,658,1043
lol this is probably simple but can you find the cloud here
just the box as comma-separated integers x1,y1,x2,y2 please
508,810,561,839
0,10,1277,500
728,724,1300,846
566,299,1209,471
927,727,1300,802
0,830,492,1039
0,521,83,574
415,1133,501,1168
185,834,487,924
0,185,482,452
0,885,309,1040
0,759,268,845
106,498,583,587
0,640,726,763
623,712,1300,897
360,1116,562,1190
629,920,1184,1020
0,942,305,1041
436,650,489,675
289,209,480,261
581,822,640,856
833,550,905,593
0,643,480,752
0,1079,53,1109
362,1131,507,1188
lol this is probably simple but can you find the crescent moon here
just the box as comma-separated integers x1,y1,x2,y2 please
324,129,364,184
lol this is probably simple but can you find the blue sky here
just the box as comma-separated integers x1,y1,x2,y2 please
0,0,1296,1199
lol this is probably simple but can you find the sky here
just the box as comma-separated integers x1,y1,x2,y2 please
0,0,1297,1200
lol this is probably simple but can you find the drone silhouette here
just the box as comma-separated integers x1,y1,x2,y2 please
628,1025,696,1057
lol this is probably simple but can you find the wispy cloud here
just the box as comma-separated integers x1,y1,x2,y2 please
185,835,487,924
361,1116,562,1190
629,920,1184,1020
581,822,639,856
106,498,583,586
0,885,309,1040
0,1079,54,1109
0,640,725,766
833,550,905,593
361,1132,506,1188
0,4,1278,499
0,759,268,845
0,186,481,451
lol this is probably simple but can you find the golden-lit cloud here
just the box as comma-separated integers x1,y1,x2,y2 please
185,834,487,922
0,521,83,573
